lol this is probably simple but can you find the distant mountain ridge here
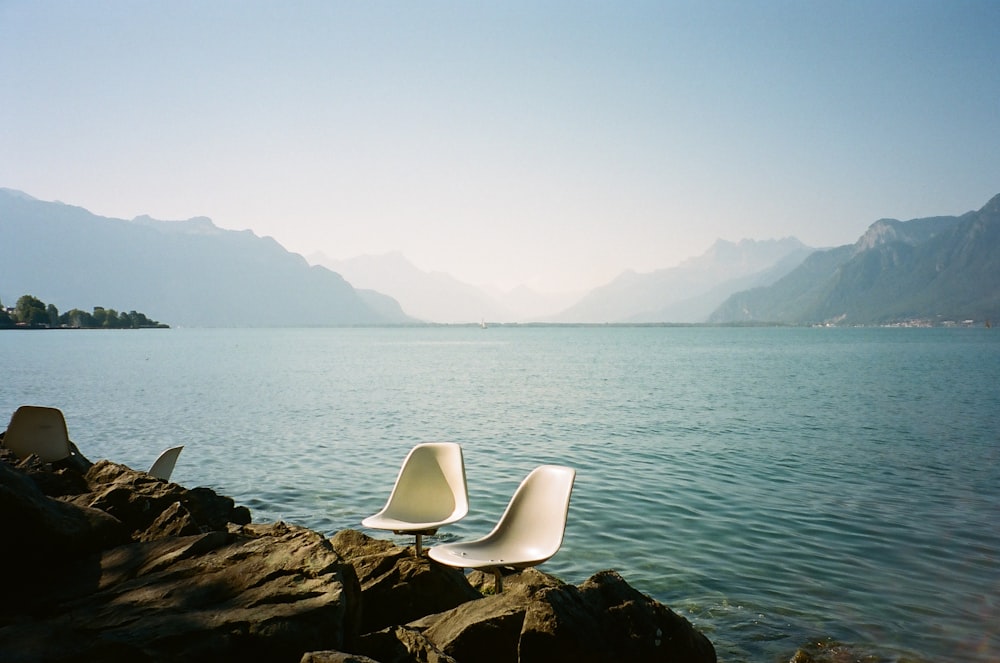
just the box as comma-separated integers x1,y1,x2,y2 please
313,252,515,323
313,239,813,324
310,252,582,323
7,186,994,327
0,189,413,327
549,237,814,323
710,193,1000,325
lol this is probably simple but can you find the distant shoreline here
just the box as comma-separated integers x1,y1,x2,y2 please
4,321,991,330
1,324,170,330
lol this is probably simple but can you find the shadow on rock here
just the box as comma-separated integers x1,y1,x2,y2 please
1,444,717,663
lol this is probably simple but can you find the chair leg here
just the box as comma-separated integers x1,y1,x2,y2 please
409,529,438,557
492,567,503,593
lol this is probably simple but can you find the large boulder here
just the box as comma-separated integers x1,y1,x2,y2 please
412,581,532,662
518,570,717,663
331,529,482,634
2,454,360,663
0,522,361,663
65,459,252,539
301,652,383,663
407,568,717,663
353,626,459,663
0,458,128,576
0,446,91,496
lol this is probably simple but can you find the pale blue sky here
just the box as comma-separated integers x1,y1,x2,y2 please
2,1,998,292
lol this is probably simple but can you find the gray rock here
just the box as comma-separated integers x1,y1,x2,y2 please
466,567,565,595
301,652,383,663
409,568,716,663
415,588,528,663
66,459,251,539
519,569,717,663
0,458,128,574
331,529,481,634
6,447,91,496
355,625,459,663
0,522,361,663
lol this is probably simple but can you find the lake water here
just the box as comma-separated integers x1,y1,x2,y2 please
2,326,998,662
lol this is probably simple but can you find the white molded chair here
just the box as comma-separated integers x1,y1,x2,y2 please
428,464,576,592
362,442,469,556
148,445,184,481
3,405,73,463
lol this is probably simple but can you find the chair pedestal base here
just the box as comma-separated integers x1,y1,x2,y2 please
394,529,437,556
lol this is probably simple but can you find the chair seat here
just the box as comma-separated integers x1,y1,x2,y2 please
427,464,576,591
360,514,445,534
427,540,552,570
363,442,469,555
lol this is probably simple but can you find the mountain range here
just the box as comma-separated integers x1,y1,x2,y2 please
548,237,815,323
310,252,583,324
710,192,1000,325
3,187,997,326
313,240,817,324
0,189,413,327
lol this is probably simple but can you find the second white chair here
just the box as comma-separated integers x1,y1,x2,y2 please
428,464,576,592
362,442,469,556
148,445,184,481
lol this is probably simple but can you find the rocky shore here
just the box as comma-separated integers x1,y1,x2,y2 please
1,443,718,662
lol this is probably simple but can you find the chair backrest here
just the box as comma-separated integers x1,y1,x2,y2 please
380,442,469,525
3,405,73,462
485,465,576,562
148,445,184,481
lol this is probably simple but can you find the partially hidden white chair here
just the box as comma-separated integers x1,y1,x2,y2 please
2,405,73,463
362,442,469,556
428,464,576,592
148,445,184,481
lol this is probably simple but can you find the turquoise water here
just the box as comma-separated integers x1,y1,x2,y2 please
2,326,998,662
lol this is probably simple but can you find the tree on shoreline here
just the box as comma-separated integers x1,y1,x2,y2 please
15,295,48,326
1,294,168,329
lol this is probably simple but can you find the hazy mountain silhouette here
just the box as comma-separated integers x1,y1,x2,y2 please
548,238,814,323
709,193,1000,325
310,252,582,323
9,186,993,328
0,189,413,327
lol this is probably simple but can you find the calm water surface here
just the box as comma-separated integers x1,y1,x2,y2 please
3,326,998,662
